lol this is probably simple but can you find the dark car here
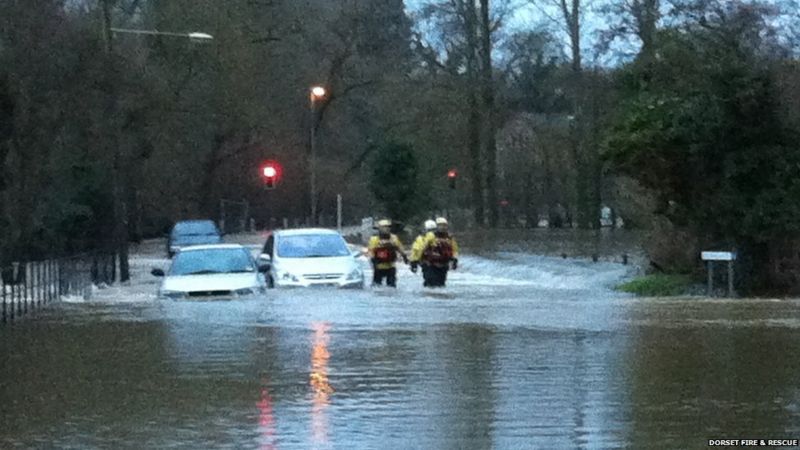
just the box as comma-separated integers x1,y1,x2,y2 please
167,220,223,257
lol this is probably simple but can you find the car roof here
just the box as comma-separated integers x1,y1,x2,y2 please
274,228,342,237
173,219,216,226
178,244,246,252
172,220,219,232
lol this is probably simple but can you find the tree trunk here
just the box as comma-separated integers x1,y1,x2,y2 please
560,0,592,228
101,0,129,282
524,172,536,228
467,89,484,227
588,71,604,230
542,142,558,227
464,0,484,227
637,0,659,63
479,0,498,228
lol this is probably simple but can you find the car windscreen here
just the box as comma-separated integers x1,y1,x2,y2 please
172,221,219,237
276,234,350,258
170,248,254,275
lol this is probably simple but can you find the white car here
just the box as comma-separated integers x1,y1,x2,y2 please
152,244,268,299
259,228,364,289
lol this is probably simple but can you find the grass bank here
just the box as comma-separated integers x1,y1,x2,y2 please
616,274,694,296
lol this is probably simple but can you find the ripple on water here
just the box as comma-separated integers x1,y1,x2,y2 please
11,237,800,448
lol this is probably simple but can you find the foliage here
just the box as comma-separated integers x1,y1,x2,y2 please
616,274,694,296
604,17,800,244
368,141,426,223
1,0,799,296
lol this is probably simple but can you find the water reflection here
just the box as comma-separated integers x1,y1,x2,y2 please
310,322,333,445
257,382,276,450
427,324,497,449
622,300,800,447
0,319,173,439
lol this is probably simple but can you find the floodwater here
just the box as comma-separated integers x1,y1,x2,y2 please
2,233,800,449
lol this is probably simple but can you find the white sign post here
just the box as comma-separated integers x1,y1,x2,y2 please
701,251,737,297
360,217,374,245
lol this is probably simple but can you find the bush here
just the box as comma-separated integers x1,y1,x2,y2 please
616,274,694,297
368,141,427,223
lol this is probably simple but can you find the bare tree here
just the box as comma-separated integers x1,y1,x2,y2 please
528,0,604,228
597,0,661,62
479,0,500,227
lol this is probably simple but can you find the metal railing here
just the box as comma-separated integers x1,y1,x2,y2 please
1,252,116,324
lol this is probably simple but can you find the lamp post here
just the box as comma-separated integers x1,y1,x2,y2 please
110,28,214,42
100,0,213,282
309,86,326,226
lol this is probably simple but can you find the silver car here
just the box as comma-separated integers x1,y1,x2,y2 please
259,228,364,288
152,244,268,299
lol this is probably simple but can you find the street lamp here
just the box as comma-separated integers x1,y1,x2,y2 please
110,28,214,42
311,86,326,98
101,1,214,282
309,85,327,225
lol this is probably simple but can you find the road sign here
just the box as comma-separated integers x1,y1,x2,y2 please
701,250,736,297
701,251,736,261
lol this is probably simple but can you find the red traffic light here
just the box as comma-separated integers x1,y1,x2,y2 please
447,169,457,189
259,160,282,189
263,166,277,178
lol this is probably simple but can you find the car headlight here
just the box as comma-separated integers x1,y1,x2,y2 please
346,268,362,280
278,271,300,282
160,290,185,299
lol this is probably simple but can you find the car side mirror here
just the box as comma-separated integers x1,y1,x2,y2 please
151,268,165,277
351,250,362,258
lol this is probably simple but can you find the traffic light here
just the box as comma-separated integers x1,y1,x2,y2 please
447,169,457,190
260,160,282,189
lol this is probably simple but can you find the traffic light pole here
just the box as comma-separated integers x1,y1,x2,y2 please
447,169,457,222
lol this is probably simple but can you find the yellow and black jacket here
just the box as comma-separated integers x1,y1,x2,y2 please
420,231,459,267
368,234,406,270
410,233,429,265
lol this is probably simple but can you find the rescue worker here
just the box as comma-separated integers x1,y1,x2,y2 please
410,220,437,287
367,219,408,287
420,217,459,287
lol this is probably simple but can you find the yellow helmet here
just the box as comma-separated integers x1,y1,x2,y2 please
424,220,436,231
435,217,448,225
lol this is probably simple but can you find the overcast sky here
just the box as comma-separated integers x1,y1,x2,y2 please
405,0,799,67
404,0,641,67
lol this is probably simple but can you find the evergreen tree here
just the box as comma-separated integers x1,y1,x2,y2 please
368,141,425,223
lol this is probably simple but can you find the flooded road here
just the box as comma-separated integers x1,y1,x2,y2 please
2,234,800,449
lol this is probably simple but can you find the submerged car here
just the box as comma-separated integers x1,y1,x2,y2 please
259,228,364,288
167,220,222,257
152,244,268,300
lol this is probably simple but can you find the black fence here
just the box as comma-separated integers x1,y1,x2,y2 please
1,252,117,324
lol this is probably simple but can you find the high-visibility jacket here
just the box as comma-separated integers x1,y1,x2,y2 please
409,234,428,263
368,234,406,270
420,231,459,267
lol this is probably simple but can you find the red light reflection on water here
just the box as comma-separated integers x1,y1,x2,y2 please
257,382,276,450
